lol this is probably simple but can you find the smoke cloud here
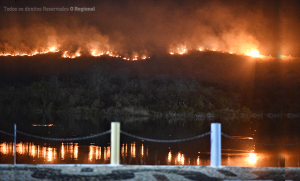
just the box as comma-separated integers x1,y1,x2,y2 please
0,0,300,57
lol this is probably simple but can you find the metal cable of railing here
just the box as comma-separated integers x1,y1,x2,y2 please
0,130,14,137
0,129,111,141
1,129,299,146
120,130,211,143
221,132,300,146
16,130,111,141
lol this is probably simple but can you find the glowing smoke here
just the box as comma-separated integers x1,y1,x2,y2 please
0,0,299,58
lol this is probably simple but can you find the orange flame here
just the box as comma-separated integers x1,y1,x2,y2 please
245,49,263,58
62,49,81,59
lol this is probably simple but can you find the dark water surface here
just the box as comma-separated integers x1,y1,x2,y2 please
0,114,299,167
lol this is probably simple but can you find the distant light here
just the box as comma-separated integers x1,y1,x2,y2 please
248,153,257,164
32,124,54,127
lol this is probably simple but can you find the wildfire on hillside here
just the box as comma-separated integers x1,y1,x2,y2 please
0,42,151,61
168,44,294,59
0,41,295,60
0,37,295,60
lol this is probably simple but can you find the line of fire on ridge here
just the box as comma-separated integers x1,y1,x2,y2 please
0,45,297,60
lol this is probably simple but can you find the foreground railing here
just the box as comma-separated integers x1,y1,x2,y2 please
0,122,298,167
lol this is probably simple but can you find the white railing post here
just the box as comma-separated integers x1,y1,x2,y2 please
110,122,120,165
14,124,16,165
211,123,221,167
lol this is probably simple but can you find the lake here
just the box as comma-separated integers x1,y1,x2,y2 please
0,114,298,167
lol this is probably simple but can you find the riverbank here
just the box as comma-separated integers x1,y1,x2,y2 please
0,164,292,181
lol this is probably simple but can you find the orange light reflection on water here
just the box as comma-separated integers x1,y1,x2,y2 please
168,150,172,163
102,146,110,161
88,145,109,162
107,146,110,159
121,144,125,157
248,152,258,164
0,142,12,155
0,142,82,162
197,156,200,165
74,143,78,160
141,144,144,157
61,143,78,161
89,146,94,161
0,141,268,166
131,142,136,158
47,147,53,161
175,152,185,165
61,143,64,160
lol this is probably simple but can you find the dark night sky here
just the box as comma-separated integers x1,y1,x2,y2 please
0,0,300,56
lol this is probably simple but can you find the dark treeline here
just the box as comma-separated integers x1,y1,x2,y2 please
0,64,247,118
1,51,300,118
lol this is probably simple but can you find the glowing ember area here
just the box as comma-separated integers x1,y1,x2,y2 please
90,49,117,57
0,46,60,57
141,55,147,59
48,46,59,53
169,44,188,55
0,38,61,56
168,44,297,59
0,40,151,60
245,49,262,58
169,44,267,58
62,50,81,59
0,41,296,60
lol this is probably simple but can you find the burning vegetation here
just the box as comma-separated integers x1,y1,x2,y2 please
1,0,300,116
1,0,300,60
